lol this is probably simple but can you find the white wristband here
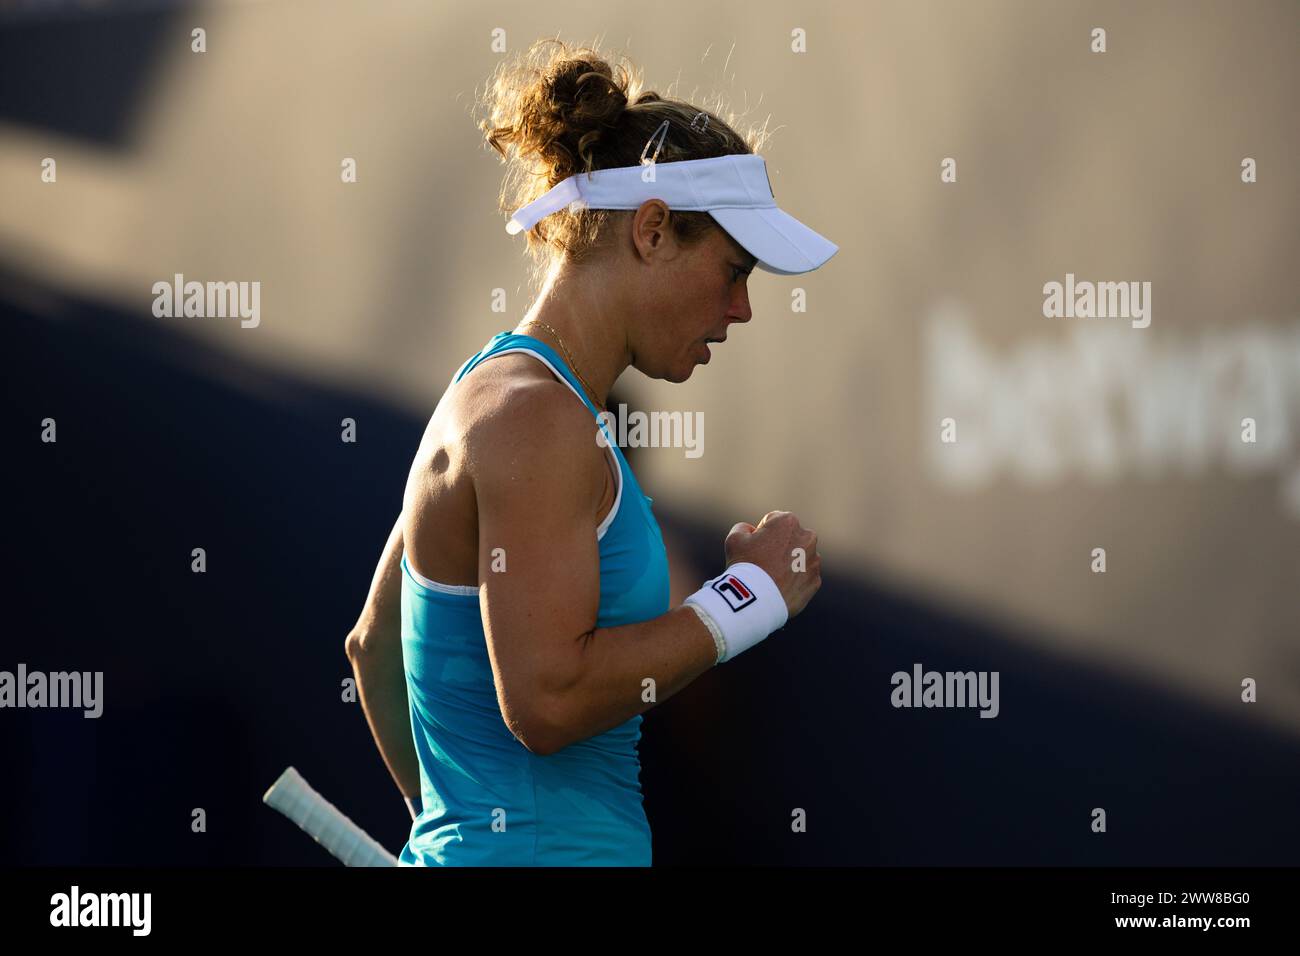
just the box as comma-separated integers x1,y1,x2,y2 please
684,562,788,663
686,602,727,664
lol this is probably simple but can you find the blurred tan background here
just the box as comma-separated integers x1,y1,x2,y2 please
4,0,1298,742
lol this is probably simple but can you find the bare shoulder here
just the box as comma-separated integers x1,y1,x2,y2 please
456,356,605,502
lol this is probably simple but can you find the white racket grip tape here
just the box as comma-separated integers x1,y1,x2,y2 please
684,562,788,663
263,766,398,867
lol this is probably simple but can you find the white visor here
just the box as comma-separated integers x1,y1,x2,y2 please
505,154,837,276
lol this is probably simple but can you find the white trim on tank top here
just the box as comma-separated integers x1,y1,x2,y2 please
405,557,478,596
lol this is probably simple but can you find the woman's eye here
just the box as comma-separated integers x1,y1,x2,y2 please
731,266,746,283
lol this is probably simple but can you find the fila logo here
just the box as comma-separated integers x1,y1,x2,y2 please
712,574,756,612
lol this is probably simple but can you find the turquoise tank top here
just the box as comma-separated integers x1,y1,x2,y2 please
397,331,671,866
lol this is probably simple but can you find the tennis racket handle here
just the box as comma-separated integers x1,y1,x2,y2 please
263,766,398,867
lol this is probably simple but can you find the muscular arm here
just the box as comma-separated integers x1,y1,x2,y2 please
473,381,719,757
344,514,420,798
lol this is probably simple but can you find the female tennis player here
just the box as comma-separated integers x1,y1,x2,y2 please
345,38,834,866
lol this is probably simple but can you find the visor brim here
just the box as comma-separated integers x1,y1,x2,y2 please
709,206,838,276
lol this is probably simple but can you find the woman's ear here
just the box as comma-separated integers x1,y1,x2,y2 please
630,199,677,264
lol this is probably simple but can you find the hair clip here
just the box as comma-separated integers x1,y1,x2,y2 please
690,111,709,133
640,119,670,166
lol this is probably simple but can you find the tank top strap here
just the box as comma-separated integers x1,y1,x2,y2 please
456,331,618,448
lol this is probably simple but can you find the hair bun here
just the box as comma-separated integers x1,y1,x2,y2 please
546,56,629,127
481,41,637,186
538,54,630,176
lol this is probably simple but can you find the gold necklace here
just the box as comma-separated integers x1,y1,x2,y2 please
519,319,606,413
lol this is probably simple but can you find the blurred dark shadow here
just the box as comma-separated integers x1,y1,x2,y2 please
5,275,1299,866
0,2,180,148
